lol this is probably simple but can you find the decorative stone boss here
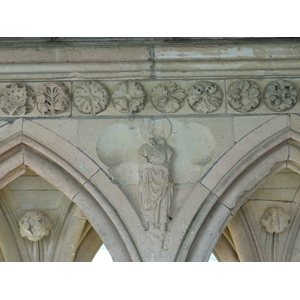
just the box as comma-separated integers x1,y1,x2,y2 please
19,211,52,242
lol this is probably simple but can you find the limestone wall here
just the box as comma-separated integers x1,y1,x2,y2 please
0,38,299,261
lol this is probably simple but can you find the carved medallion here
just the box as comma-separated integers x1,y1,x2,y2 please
112,81,146,114
19,211,52,242
0,83,35,115
263,80,297,112
187,81,223,113
151,82,185,113
261,207,290,234
227,80,261,113
36,82,70,115
73,81,109,114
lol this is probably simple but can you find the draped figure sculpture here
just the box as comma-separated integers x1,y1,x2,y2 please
139,136,173,231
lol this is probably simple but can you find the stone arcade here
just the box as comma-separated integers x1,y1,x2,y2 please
0,37,299,261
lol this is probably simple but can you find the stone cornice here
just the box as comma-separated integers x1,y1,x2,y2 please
0,39,299,81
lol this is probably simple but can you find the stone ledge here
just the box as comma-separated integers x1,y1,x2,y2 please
0,40,299,80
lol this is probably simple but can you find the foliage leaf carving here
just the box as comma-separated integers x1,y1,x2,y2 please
36,83,70,115
227,80,261,113
151,82,185,113
263,80,297,112
0,83,35,115
187,81,223,113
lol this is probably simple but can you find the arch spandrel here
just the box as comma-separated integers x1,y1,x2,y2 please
178,114,300,262
0,120,149,261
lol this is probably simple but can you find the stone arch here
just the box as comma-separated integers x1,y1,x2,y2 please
0,119,144,261
176,114,300,261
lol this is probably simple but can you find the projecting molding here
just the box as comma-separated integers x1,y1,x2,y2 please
0,40,300,80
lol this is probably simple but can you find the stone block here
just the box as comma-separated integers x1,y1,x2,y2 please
23,120,99,180
9,176,57,191
13,190,64,210
234,115,277,142
0,119,22,145
220,143,289,210
202,115,290,194
33,119,78,146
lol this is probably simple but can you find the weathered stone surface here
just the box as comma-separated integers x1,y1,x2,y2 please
0,38,299,262
233,115,276,142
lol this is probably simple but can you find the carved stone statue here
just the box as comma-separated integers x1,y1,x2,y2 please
19,211,52,242
139,136,173,231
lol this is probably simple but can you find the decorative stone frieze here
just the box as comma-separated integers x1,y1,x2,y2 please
0,79,299,117
227,80,261,113
261,207,290,234
151,82,185,113
19,211,52,242
36,82,70,115
73,81,109,114
0,83,35,115
112,81,146,114
263,80,297,112
187,81,223,113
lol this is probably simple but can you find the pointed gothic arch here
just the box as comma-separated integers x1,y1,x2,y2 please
176,114,300,261
0,119,145,261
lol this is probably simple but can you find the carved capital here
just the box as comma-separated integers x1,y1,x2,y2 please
19,211,52,242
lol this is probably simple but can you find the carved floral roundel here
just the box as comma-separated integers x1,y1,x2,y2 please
74,81,109,114
263,80,298,112
112,81,146,114
151,82,185,113
36,82,70,115
0,83,35,115
227,80,261,113
187,81,223,113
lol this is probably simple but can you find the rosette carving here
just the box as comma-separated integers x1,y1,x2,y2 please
73,81,109,114
36,83,70,115
187,81,223,113
0,83,35,115
261,207,290,234
263,80,297,112
151,82,185,113
112,81,146,114
227,80,261,113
